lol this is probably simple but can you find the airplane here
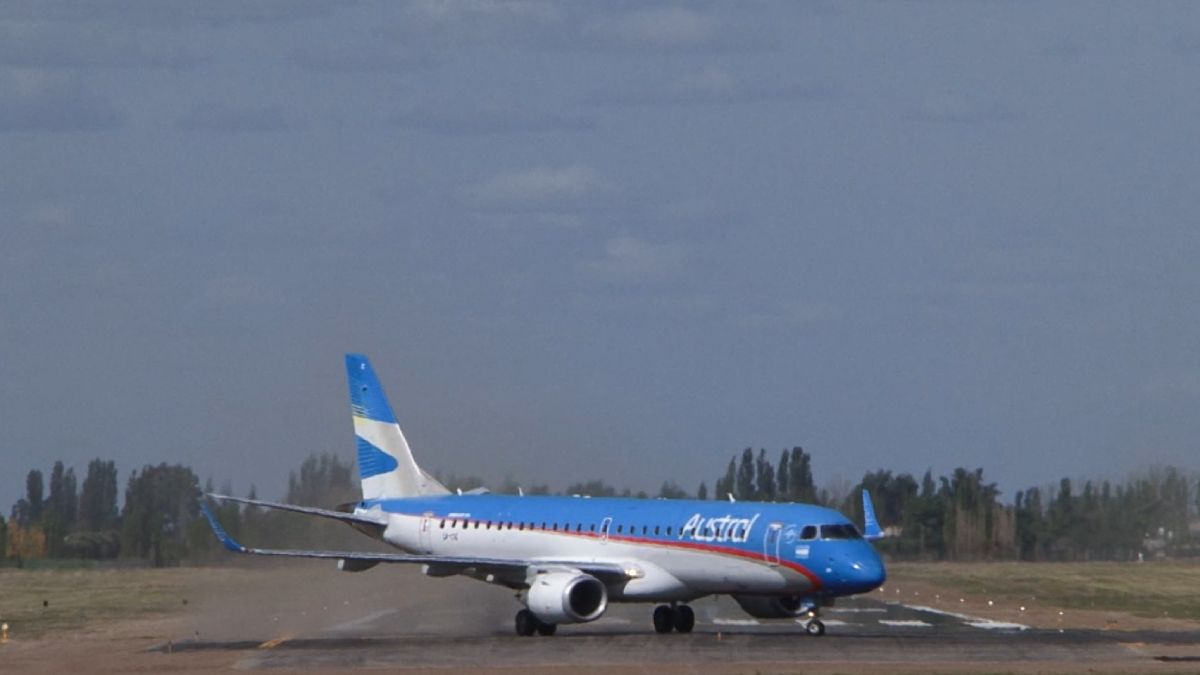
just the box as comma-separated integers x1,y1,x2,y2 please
201,353,887,637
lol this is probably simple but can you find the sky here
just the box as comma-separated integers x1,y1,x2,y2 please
3,1,1199,511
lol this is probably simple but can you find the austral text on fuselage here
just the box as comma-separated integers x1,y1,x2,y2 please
678,513,760,543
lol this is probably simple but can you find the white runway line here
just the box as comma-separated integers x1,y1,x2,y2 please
711,618,760,626
878,619,932,628
966,620,1029,631
794,618,849,627
898,604,1028,631
829,607,886,613
327,609,399,632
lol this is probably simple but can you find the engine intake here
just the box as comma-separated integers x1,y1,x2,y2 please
526,572,608,624
732,593,818,619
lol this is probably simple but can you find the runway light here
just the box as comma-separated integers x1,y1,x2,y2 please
1020,606,1026,612
2,622,9,644
959,598,965,603
987,600,994,607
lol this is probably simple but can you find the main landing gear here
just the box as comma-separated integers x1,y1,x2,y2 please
652,604,695,633
514,609,557,636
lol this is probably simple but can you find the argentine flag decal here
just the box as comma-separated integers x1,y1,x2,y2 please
357,436,399,479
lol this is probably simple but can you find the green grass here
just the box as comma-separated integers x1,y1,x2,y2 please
0,568,192,638
888,560,1200,621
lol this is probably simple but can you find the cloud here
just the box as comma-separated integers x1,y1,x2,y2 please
585,7,718,50
0,70,122,132
911,91,1015,124
176,103,290,133
0,0,338,27
22,203,75,229
388,105,595,135
288,43,434,74
578,235,685,283
0,20,198,69
395,0,562,45
201,274,271,307
471,165,608,206
586,67,835,106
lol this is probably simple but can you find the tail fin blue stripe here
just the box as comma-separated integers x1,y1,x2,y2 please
356,436,400,479
346,353,397,424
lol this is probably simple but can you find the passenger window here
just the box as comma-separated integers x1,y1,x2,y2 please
667,527,672,536
642,526,648,535
576,524,582,533
617,525,623,534
589,524,596,532
654,526,660,535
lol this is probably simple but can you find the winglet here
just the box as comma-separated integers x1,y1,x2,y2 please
862,489,884,542
199,501,247,553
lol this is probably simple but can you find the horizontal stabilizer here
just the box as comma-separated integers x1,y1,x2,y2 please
207,493,387,528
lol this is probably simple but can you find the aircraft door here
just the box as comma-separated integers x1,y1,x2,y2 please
419,515,433,553
763,522,783,564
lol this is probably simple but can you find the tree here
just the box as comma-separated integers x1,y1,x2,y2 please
7,523,47,561
777,449,790,501
287,453,355,506
755,449,776,502
0,515,6,560
120,464,202,566
25,470,44,523
44,461,79,557
79,459,120,532
564,480,617,497
696,481,708,501
714,458,736,501
657,481,688,499
736,448,756,500
787,447,816,503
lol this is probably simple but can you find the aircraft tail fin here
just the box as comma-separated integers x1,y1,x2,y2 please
346,354,449,500
862,489,885,541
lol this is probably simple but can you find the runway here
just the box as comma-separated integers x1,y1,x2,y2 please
157,593,1200,672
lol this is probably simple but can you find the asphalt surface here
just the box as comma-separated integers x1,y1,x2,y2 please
156,593,1200,671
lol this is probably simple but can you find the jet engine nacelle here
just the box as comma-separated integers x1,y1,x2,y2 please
732,593,818,619
525,571,608,624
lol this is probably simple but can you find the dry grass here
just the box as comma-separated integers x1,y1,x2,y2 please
888,560,1200,621
0,567,193,638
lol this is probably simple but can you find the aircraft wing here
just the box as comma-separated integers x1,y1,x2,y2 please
199,503,632,581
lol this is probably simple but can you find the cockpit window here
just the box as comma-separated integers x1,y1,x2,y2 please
819,524,862,540
799,525,817,540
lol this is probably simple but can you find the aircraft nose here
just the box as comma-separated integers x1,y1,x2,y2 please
844,551,886,592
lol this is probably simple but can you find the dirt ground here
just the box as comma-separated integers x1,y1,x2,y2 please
1,563,1198,674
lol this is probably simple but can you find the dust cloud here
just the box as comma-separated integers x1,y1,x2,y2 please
181,560,517,643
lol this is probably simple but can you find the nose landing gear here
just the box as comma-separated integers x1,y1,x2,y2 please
652,604,695,633
804,618,826,636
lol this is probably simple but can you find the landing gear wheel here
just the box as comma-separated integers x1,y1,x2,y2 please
515,609,538,636
536,621,557,636
652,605,674,633
672,605,695,633
805,619,826,636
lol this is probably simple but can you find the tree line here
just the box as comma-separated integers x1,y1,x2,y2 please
4,448,1198,566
